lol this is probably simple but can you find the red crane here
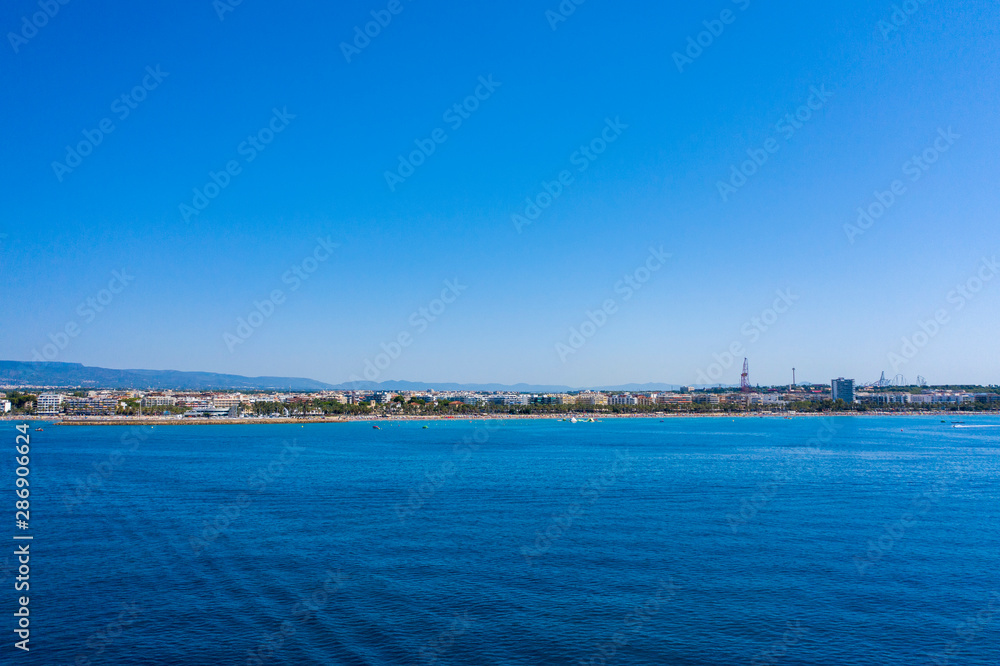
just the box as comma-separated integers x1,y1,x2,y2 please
740,358,751,393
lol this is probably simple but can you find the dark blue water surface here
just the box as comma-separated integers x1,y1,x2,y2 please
8,416,1000,665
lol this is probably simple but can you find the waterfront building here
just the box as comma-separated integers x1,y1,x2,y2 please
831,378,855,403
211,394,242,409
1,400,10,413
37,392,64,415
657,393,692,405
62,396,118,415
141,395,177,407
575,392,608,406
608,394,638,406
185,405,237,418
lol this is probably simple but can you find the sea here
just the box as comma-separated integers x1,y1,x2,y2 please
8,416,1000,665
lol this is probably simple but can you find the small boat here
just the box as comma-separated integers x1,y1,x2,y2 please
372,425,380,430
588,418,595,422
35,427,44,432
570,417,578,423
422,425,428,429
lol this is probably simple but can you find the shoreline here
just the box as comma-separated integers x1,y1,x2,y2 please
4,411,997,426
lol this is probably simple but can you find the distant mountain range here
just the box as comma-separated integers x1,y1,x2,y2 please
0,361,332,391
0,361,694,393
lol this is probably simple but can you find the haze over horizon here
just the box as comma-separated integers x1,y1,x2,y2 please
3,0,999,386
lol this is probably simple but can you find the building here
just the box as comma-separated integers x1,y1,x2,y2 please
1,400,10,413
37,393,64,415
62,397,118,416
575,392,608,406
141,395,177,407
608,394,638,406
211,394,242,409
185,405,238,418
372,391,396,404
657,393,692,405
692,394,721,405
831,378,855,403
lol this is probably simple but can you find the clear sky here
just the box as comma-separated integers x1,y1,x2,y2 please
2,0,998,387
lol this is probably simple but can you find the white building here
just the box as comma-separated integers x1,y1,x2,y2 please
37,393,64,415
490,394,530,406
1,400,11,413
141,395,177,407
609,394,638,406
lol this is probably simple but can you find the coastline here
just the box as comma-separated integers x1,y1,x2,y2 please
3,411,996,426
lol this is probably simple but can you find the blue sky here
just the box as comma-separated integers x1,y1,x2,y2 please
2,0,998,386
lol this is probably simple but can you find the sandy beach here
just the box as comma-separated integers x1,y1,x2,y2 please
4,410,994,426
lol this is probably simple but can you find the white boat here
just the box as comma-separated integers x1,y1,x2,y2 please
570,417,578,423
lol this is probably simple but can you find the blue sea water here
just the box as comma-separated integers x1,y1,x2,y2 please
7,416,1000,665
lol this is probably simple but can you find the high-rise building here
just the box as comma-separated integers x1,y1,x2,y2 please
831,378,855,403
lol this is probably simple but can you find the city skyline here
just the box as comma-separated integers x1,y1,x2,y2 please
3,1,999,385
0,359,990,393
